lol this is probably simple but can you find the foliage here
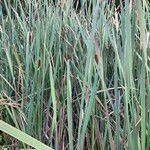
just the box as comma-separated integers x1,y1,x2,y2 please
0,0,150,149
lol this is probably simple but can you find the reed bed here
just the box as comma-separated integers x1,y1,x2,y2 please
0,0,150,149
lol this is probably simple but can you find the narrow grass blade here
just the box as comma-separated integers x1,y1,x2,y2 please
0,120,53,150
66,60,73,150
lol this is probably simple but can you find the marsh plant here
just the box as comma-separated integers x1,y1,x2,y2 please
0,0,150,149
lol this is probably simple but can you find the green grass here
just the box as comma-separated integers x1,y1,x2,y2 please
0,120,53,150
0,0,150,149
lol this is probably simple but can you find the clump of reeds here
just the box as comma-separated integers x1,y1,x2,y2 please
0,0,150,149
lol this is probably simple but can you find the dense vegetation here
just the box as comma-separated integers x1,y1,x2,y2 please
0,0,150,149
